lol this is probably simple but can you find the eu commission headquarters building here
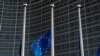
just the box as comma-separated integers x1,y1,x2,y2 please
0,0,100,56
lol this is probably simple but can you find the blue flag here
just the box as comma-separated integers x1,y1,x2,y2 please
31,30,51,56
96,46,100,56
78,37,81,56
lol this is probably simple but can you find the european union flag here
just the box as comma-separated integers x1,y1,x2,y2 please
31,30,51,56
78,37,81,56
96,46,100,56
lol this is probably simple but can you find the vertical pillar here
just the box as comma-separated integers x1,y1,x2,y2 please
21,3,27,56
50,4,55,56
77,4,85,56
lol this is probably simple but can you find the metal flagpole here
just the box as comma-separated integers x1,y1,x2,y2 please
50,4,55,56
77,4,85,56
21,3,27,56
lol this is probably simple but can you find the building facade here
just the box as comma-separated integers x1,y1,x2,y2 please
0,0,100,56
0,0,30,56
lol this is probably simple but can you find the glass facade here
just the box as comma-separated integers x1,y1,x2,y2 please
29,0,100,56
0,0,100,56
0,0,30,56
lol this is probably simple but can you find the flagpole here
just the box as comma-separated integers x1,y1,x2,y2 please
50,4,55,56
77,4,85,56
21,3,27,56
